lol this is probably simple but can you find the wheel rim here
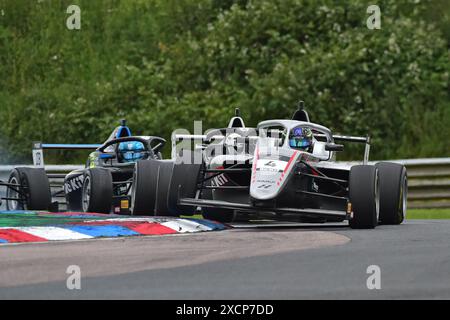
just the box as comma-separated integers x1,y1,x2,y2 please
6,177,20,210
130,164,138,215
82,176,91,212
374,171,380,222
400,176,407,219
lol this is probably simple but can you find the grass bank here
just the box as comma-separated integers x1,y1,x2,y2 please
407,209,450,220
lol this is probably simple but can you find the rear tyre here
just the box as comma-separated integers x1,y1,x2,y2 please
82,168,113,214
376,162,407,225
348,165,379,229
6,167,51,211
6,169,25,211
130,160,159,215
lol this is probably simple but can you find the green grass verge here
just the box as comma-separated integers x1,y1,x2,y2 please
181,214,204,219
407,209,450,219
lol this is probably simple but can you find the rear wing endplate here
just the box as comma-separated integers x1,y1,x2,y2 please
32,142,101,167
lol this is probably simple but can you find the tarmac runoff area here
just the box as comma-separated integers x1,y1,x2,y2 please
0,219,450,299
0,227,349,287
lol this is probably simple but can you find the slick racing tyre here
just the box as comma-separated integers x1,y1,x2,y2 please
201,205,235,223
6,167,52,211
168,150,203,216
348,165,380,229
154,161,179,217
201,188,236,223
130,160,159,215
82,168,113,214
376,162,407,225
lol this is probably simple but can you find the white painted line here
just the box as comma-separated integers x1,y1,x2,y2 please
98,217,174,223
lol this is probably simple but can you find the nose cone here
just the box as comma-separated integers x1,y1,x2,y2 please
250,149,300,200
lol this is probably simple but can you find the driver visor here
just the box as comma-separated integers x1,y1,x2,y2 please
289,138,310,148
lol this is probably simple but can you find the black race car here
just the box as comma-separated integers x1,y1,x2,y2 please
0,120,167,215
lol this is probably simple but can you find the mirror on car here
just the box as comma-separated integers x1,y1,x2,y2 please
325,143,344,152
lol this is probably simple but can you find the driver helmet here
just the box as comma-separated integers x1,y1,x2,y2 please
118,141,146,163
289,127,314,152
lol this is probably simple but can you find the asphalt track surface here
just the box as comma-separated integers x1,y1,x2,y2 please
0,219,449,299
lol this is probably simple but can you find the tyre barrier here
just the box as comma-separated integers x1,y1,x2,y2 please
0,211,228,244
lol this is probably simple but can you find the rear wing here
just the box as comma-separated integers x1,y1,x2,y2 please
171,133,260,159
332,135,371,164
171,134,222,159
32,142,101,167
314,134,370,164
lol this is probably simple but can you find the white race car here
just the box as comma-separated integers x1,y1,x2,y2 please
171,104,407,229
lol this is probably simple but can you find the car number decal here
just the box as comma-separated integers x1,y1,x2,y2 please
256,159,288,172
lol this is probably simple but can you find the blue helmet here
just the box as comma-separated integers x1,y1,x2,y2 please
289,127,313,151
118,141,146,163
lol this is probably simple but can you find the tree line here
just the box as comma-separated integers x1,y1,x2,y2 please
0,0,448,163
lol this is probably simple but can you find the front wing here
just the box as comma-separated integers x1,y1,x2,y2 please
179,197,348,220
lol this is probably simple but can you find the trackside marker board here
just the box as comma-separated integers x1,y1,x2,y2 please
0,211,228,244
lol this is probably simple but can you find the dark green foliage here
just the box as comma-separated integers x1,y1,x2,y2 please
0,0,448,163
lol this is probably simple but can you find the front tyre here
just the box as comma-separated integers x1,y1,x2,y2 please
201,206,235,223
130,160,159,215
348,165,380,229
82,168,113,214
6,167,51,211
376,162,407,225
154,161,179,217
